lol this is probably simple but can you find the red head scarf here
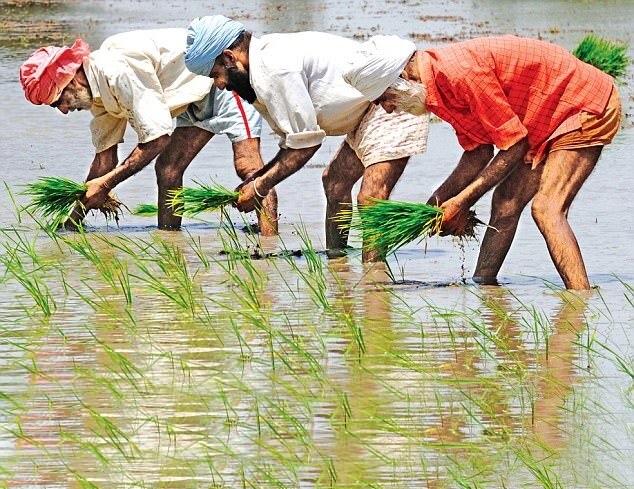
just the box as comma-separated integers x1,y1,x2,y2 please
19,39,90,105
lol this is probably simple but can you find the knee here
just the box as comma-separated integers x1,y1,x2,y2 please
490,190,525,223
322,166,334,191
357,192,372,207
155,152,171,181
531,196,563,231
322,166,351,198
155,151,186,184
235,162,259,181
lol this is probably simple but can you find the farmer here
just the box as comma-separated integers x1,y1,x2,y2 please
344,35,621,290
19,28,277,235
184,15,430,260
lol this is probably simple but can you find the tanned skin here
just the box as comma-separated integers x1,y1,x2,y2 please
377,51,602,289
55,67,276,234
213,36,412,261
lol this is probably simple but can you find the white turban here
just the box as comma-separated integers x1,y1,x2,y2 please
343,35,416,102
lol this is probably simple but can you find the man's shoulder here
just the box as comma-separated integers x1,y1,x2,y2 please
100,28,186,50
252,31,357,73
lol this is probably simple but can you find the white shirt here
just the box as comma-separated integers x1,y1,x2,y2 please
248,32,372,149
85,28,213,152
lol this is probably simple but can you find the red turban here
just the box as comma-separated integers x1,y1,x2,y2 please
19,39,90,106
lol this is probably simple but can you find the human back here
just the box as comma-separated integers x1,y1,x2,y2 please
424,36,614,153
91,28,212,116
250,31,372,135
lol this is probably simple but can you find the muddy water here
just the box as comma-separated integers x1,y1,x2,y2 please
0,1,633,487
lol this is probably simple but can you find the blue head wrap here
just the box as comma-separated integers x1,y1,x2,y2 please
185,15,246,76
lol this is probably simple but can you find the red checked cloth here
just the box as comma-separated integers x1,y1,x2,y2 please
419,36,614,167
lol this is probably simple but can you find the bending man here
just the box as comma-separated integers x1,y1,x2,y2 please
345,35,620,289
19,28,277,234
184,16,429,260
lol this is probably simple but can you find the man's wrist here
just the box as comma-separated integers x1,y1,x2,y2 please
253,177,268,198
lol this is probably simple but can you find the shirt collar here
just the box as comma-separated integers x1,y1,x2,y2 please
417,51,437,108
247,36,264,104
83,55,101,100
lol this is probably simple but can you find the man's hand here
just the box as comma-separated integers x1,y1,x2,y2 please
440,197,470,236
82,176,110,210
235,177,267,213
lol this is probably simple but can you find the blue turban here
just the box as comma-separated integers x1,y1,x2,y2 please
185,15,246,76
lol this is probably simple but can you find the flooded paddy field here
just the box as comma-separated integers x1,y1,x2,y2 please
1,1,633,487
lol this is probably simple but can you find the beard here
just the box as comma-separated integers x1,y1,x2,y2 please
386,78,427,116
226,66,257,104
71,87,93,111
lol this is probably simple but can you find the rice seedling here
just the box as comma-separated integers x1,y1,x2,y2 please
4,182,22,224
168,180,238,216
336,199,442,256
131,203,158,216
23,176,124,225
573,35,630,79
0,249,56,317
337,199,481,257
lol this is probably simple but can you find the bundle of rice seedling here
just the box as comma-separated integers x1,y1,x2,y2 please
337,199,481,256
131,203,158,216
337,199,443,256
168,180,239,216
573,35,629,79
24,176,123,224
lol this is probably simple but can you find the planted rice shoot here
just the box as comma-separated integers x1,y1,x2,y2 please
168,180,239,216
131,203,158,216
573,35,630,79
23,176,123,224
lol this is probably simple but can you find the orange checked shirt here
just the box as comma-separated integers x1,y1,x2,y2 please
420,36,614,166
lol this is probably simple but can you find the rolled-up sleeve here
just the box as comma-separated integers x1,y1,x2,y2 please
454,69,527,150
258,70,326,149
110,60,174,144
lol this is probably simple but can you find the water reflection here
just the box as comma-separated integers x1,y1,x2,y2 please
0,0,632,486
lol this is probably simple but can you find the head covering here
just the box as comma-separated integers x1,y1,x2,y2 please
19,39,90,106
343,35,416,102
184,15,246,76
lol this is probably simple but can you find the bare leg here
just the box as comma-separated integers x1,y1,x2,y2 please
155,127,213,230
358,157,409,262
473,162,542,284
322,141,365,251
531,147,602,290
232,138,278,236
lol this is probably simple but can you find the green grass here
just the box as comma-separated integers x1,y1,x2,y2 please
573,35,630,79
168,180,239,216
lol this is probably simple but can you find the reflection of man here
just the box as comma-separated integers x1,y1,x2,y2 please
184,16,430,260
344,36,621,289
19,29,277,234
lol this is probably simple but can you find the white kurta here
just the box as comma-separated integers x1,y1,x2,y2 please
85,28,213,152
248,32,373,149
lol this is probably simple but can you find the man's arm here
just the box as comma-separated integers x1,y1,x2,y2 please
64,146,119,228
454,138,529,208
428,144,494,205
440,138,529,234
235,145,321,213
82,135,171,209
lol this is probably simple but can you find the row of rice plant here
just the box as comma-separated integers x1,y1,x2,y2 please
1,202,632,487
